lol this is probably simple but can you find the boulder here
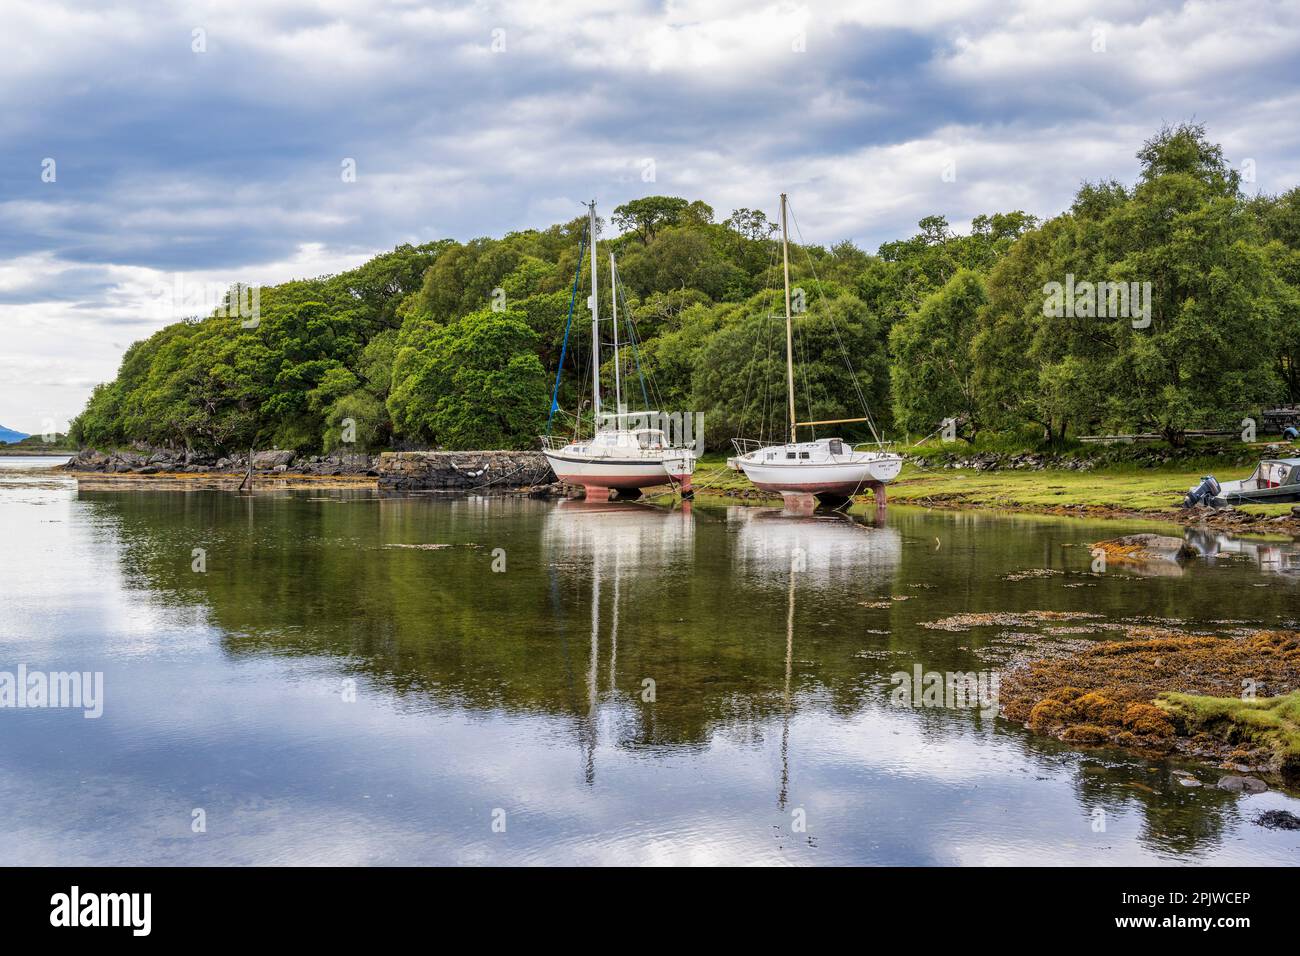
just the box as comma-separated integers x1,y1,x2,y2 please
1216,775,1268,794
66,449,111,472
251,450,295,470
1092,533,1200,564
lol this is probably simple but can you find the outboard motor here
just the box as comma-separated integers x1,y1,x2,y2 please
1183,475,1220,509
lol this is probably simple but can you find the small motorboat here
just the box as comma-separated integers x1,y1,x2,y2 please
1184,457,1300,507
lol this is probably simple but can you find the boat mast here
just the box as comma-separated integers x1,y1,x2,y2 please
589,201,601,425
781,193,796,444
610,252,623,415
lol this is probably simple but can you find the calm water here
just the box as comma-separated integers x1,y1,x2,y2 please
2,459,1298,865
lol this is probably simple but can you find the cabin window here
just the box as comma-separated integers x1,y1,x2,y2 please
829,439,843,455
786,452,796,460
800,452,811,459
1263,462,1288,487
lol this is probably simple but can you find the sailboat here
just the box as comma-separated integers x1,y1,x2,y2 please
542,201,699,500
729,194,903,509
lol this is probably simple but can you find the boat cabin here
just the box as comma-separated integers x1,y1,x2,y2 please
1240,458,1300,490
570,427,672,457
754,438,850,463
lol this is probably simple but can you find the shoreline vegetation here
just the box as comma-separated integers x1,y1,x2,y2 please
690,442,1300,536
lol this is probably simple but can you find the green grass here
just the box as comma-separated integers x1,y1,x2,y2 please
689,451,1296,518
891,464,1300,516
1159,691,1300,776
888,464,1202,511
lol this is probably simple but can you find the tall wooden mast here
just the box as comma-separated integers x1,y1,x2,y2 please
589,201,601,422
781,193,796,444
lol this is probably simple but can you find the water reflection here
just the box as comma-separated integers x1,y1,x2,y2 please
543,499,696,784
4,476,1297,863
1187,528,1300,579
726,507,903,811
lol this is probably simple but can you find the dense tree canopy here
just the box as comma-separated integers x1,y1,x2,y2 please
71,125,1300,455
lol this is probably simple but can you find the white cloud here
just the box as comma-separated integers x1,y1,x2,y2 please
1,0,1298,429
0,243,379,432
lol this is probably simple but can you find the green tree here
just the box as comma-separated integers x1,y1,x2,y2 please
388,308,547,449
689,290,887,448
889,269,987,438
612,196,691,244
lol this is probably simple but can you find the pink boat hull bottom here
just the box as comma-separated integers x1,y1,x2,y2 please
750,479,888,510
552,472,677,500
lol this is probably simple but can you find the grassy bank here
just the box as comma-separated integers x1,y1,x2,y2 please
689,451,1299,528
1161,691,1300,777
887,464,1296,517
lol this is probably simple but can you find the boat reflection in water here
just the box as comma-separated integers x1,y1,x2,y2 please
729,505,901,587
729,506,902,808
543,499,696,782
1186,528,1300,579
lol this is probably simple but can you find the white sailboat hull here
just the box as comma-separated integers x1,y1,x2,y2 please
543,441,696,496
543,451,672,490
737,446,902,499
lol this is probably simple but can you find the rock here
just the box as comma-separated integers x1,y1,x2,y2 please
1254,810,1300,830
333,453,374,474
65,449,111,472
251,449,295,470
1093,533,1200,564
1216,775,1268,793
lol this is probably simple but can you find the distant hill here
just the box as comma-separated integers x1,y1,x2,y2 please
0,433,72,455
0,425,31,444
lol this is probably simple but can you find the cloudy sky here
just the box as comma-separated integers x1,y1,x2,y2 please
3,0,1299,434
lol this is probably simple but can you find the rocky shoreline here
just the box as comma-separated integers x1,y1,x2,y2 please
66,446,381,477
57,446,1300,530
63,446,565,494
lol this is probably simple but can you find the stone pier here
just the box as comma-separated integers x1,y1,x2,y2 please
377,451,556,492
